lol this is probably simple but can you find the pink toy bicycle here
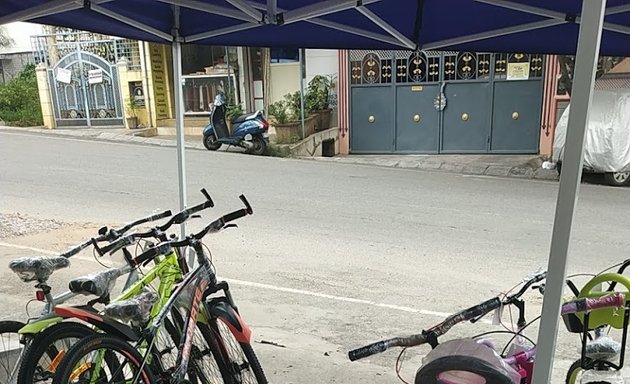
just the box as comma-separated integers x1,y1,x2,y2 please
349,271,626,384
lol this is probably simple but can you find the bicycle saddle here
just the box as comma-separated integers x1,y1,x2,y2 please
104,289,158,325
69,268,125,298
9,256,70,282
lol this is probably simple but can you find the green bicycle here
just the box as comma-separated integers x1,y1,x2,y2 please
2,208,173,384
13,189,217,384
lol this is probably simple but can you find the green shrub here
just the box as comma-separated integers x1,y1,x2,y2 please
0,64,43,126
283,91,302,121
268,100,289,124
305,75,332,112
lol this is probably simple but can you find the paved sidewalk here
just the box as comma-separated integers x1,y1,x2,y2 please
311,154,559,180
1,125,559,180
0,125,206,150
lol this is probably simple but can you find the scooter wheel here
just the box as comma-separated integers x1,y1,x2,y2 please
204,134,222,151
248,136,267,156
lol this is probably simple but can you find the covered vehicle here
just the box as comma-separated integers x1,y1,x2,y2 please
553,89,630,186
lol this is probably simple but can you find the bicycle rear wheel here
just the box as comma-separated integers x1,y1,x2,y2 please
17,321,94,384
51,334,155,384
0,320,26,384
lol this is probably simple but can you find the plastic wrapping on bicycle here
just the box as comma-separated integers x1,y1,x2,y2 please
561,292,625,315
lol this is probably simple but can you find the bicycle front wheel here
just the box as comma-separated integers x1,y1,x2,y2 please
210,318,267,384
51,334,155,384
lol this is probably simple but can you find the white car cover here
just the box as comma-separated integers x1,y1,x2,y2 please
553,89,630,173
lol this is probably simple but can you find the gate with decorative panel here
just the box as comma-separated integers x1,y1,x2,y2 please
348,50,544,154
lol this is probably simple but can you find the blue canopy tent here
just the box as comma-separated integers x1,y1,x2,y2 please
1,1,629,381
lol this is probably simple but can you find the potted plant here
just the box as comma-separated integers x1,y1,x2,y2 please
125,96,140,129
284,91,318,137
225,103,243,132
305,75,333,131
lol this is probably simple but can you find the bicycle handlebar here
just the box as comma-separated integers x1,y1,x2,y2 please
60,209,173,258
156,188,214,232
132,195,252,267
348,271,547,362
561,292,625,315
93,189,214,256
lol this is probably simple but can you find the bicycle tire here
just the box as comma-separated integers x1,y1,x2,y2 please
51,333,155,384
17,321,94,384
210,318,267,384
165,310,229,384
565,358,607,384
0,320,26,384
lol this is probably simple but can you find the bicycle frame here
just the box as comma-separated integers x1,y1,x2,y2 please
68,256,214,384
52,250,182,331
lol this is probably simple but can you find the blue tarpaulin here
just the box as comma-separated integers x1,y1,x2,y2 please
1,1,629,383
2,1,629,54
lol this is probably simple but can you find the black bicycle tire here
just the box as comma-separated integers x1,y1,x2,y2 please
165,309,230,384
0,320,26,384
17,321,94,384
51,333,155,384
210,318,267,384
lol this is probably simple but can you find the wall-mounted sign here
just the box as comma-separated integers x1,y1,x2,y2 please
88,69,103,84
507,63,530,80
129,81,145,107
56,68,71,84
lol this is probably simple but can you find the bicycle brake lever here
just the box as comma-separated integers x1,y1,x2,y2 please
224,224,238,229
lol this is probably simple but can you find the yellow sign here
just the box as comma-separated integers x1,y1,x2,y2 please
149,43,169,120
507,62,530,80
411,85,423,91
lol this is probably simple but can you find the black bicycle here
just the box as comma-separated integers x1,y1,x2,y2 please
51,195,267,384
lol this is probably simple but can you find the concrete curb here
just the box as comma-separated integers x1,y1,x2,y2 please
0,126,207,151
308,156,559,181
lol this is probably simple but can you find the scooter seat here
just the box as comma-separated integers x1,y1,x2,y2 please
231,112,257,124
69,268,125,297
9,256,70,282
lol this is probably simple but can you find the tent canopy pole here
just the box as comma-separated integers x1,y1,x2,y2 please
170,5,188,245
531,0,607,382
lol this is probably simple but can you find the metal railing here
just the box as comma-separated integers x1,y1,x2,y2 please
31,31,141,71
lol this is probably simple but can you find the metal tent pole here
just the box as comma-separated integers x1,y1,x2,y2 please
531,0,607,382
299,48,305,139
171,6,188,244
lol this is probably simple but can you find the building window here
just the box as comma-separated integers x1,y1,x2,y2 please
270,48,299,63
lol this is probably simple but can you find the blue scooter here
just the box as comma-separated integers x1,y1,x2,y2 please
202,92,270,155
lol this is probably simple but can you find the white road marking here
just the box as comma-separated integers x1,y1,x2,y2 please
0,241,491,324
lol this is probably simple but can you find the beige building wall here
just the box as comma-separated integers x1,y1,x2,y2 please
269,62,300,104
34,64,54,129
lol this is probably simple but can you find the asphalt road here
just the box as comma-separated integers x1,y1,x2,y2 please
1,131,629,382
